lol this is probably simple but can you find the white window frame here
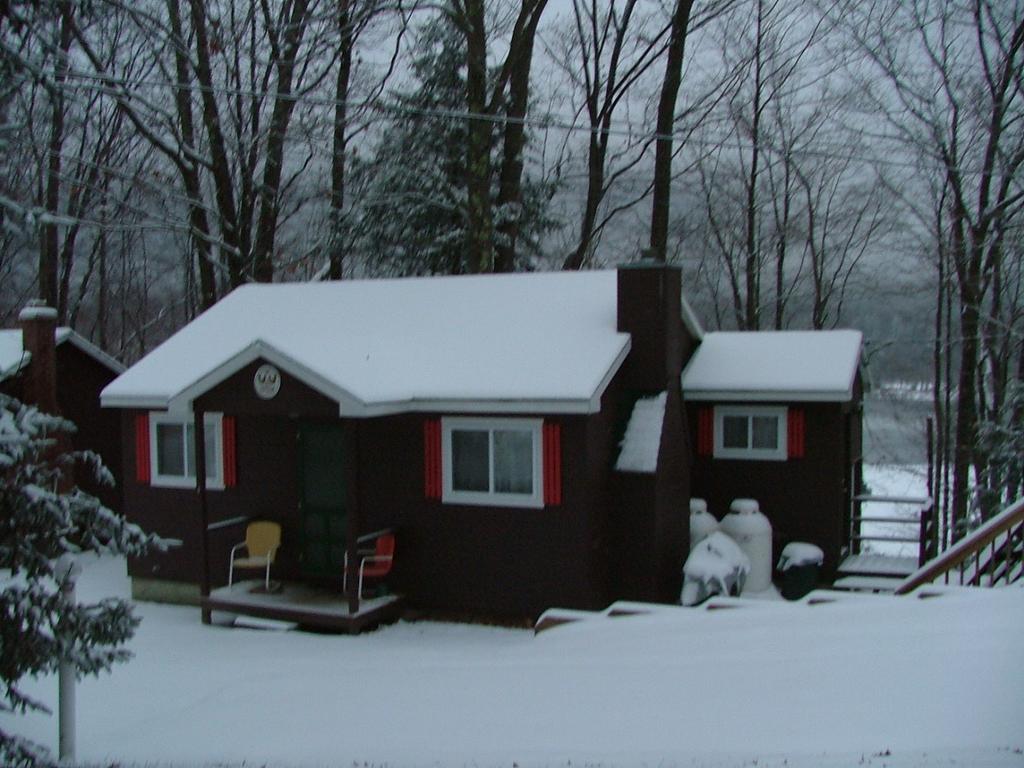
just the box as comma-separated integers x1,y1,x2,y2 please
149,412,225,489
713,405,788,461
441,416,544,508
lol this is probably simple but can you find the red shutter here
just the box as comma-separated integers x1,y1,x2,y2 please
135,413,150,484
696,407,714,457
543,422,562,506
787,408,805,459
424,419,442,499
222,415,237,487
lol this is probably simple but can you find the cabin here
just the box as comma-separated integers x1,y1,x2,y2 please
2,306,126,510
681,331,864,582
100,263,863,627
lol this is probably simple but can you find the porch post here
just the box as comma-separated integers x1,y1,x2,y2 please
194,408,212,624
346,421,361,615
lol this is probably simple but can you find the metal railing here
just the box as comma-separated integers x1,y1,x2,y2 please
849,495,937,567
895,497,1024,594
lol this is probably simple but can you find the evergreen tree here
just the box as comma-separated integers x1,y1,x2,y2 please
1,394,158,767
353,17,560,276
356,20,470,276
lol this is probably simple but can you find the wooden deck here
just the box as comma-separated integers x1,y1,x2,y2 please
202,581,405,633
838,553,918,578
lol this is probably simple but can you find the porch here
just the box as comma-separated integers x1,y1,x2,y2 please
203,580,405,633
203,513,401,633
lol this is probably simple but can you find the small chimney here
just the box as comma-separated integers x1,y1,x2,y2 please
19,300,59,414
616,260,683,391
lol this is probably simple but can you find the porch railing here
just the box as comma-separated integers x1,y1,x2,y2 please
849,494,937,567
895,497,1024,594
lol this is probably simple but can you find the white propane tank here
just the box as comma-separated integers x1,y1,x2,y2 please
719,498,773,592
689,498,719,552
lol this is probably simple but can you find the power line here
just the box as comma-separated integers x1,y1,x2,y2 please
56,69,996,176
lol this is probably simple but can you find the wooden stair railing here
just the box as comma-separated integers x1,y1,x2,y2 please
895,497,1024,595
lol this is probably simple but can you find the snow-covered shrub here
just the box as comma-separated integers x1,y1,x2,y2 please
1,395,160,767
680,531,751,606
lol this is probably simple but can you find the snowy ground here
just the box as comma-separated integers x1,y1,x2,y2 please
3,553,1022,768
4,460,1022,767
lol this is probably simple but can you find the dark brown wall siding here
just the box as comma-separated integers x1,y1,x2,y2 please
57,346,123,510
119,359,621,617
3,344,122,510
123,360,340,586
196,360,338,417
121,410,303,585
654,386,689,600
608,386,690,604
686,401,852,579
359,413,607,618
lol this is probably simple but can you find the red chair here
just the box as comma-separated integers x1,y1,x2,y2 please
344,532,395,600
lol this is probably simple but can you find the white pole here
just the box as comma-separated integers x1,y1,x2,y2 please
56,555,81,764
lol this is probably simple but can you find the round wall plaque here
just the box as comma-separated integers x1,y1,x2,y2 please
253,363,282,400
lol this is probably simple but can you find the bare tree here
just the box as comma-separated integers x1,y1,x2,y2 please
552,0,672,269
684,0,881,331
442,0,549,273
833,0,1024,527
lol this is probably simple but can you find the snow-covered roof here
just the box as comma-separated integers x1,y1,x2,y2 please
0,327,125,382
101,271,632,416
681,330,862,402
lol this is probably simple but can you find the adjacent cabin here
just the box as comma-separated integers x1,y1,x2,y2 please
100,263,863,625
2,306,126,510
681,331,864,582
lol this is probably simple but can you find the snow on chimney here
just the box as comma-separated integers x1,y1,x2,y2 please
18,300,59,414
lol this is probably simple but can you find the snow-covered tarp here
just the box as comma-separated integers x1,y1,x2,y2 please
615,391,666,472
101,271,630,415
681,530,752,605
778,542,825,571
682,330,863,402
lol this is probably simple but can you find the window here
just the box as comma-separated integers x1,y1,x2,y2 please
442,417,543,507
713,406,787,461
150,412,224,488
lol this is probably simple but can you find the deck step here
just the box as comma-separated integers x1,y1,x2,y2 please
838,554,918,579
832,575,904,593
232,616,298,631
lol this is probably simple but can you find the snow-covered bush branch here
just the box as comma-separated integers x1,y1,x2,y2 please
0,394,161,767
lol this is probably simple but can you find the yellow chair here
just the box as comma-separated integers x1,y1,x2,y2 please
228,521,281,591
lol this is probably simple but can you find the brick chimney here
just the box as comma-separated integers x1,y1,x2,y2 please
616,259,684,391
611,259,691,604
18,301,59,414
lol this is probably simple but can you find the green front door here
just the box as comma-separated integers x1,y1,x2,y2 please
298,423,348,577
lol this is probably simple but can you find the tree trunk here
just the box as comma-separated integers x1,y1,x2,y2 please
40,1,72,311
252,0,312,283
328,0,353,280
494,0,548,273
648,0,694,261
951,280,980,532
167,0,217,311
564,132,609,270
743,0,764,330
462,0,493,273
189,0,244,287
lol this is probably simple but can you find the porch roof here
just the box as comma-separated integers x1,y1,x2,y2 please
101,271,631,416
681,330,863,402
